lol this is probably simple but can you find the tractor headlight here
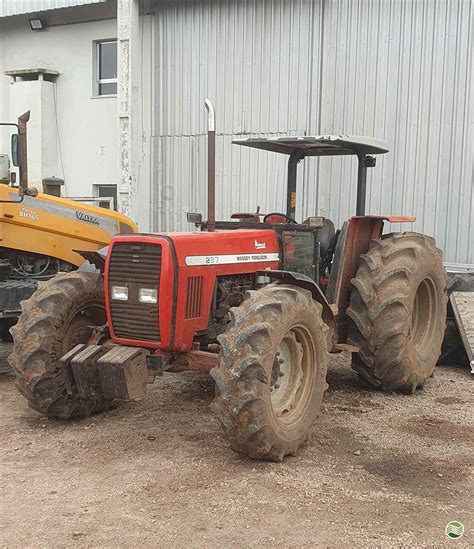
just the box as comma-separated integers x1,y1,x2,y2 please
111,285,129,301
139,288,158,304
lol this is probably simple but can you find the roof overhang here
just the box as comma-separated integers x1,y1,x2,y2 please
232,135,389,157
5,68,60,78
0,0,108,18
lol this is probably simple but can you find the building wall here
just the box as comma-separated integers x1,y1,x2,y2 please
149,0,322,233
0,16,118,197
318,0,473,266
148,0,473,265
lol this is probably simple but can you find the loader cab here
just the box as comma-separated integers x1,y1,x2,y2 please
0,111,37,198
10,133,20,168
0,130,18,186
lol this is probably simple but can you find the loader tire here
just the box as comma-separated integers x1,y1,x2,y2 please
211,284,329,461
9,271,113,418
347,232,447,393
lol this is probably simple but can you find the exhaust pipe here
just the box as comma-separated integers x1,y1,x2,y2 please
204,99,216,232
17,111,30,195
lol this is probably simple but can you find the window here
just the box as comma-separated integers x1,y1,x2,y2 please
96,40,117,96
282,231,317,280
94,184,117,210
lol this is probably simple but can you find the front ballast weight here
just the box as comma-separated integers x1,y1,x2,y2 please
60,343,219,401
60,344,151,401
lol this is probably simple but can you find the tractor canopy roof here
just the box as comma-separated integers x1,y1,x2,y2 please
232,135,389,157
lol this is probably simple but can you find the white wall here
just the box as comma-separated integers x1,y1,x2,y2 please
0,16,118,197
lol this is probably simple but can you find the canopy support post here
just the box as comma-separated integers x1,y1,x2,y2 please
356,154,376,216
286,150,305,219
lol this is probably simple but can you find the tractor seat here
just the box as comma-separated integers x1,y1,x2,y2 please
264,213,291,224
306,217,336,259
230,212,261,223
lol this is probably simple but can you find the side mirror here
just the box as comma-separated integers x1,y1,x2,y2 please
11,134,20,167
186,212,203,225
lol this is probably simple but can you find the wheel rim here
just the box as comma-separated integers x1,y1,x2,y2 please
60,301,106,355
410,277,437,356
270,326,315,425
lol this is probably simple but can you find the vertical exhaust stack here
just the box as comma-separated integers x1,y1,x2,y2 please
205,99,216,232
17,111,30,195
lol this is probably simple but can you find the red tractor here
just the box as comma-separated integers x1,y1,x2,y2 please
10,101,447,461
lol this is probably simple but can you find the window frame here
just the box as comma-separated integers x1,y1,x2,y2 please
94,39,118,97
93,183,117,210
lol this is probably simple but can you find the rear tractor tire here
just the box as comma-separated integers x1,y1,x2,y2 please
211,284,329,461
9,271,113,418
347,232,447,393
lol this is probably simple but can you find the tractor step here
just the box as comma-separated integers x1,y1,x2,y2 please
333,343,359,353
60,344,150,400
450,292,474,374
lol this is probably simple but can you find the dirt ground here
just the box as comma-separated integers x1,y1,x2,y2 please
1,352,473,548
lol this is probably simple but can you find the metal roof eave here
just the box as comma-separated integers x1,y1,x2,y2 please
232,135,390,156
0,0,108,18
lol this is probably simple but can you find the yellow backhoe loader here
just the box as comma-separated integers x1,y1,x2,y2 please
0,112,137,341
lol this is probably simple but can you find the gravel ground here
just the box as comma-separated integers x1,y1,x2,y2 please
1,351,473,548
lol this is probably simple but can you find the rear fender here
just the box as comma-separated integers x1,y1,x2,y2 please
256,269,336,348
326,215,416,342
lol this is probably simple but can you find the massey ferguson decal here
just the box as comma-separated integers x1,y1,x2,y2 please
185,253,279,266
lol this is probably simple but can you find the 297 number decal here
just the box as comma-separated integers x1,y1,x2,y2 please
185,253,280,266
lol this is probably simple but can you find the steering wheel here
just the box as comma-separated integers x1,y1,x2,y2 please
263,212,298,224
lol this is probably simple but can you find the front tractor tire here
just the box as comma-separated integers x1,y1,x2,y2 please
9,271,113,419
211,284,329,461
347,232,447,393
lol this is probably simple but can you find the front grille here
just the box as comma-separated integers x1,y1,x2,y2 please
108,243,161,342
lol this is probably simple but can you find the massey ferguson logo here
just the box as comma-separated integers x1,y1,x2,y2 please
254,240,266,249
76,211,99,225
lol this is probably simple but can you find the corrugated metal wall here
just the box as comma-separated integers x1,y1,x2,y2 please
318,0,473,265
152,0,473,265
152,0,323,231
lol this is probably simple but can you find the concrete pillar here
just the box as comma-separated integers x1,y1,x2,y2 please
117,0,140,221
